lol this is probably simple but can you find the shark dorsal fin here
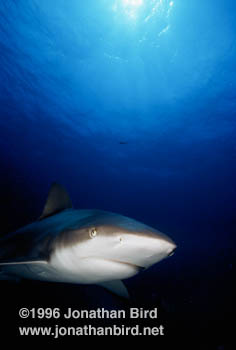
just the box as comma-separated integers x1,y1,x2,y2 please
39,183,72,220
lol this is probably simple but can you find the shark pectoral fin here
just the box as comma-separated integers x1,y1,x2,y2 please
39,182,73,220
0,259,47,266
98,280,130,299
0,271,21,282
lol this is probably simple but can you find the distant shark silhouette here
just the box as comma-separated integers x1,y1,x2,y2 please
0,183,176,298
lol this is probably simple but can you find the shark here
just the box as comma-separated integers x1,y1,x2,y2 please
0,183,177,298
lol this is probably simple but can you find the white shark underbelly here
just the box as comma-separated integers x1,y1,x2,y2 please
1,258,139,284
50,253,139,284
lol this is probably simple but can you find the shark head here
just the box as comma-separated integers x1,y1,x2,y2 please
50,210,177,284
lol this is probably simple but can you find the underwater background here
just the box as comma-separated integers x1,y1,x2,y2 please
0,0,235,346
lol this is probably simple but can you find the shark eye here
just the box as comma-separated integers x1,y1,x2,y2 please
90,228,97,238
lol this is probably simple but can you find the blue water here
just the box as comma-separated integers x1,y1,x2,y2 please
0,0,235,345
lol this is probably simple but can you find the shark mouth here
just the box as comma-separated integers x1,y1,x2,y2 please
104,259,146,272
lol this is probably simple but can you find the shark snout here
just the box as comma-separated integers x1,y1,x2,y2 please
116,230,177,269
167,243,177,257
139,235,176,268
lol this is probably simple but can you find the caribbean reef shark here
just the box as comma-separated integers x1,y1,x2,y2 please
0,183,176,298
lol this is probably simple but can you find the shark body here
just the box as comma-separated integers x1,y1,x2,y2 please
0,183,176,298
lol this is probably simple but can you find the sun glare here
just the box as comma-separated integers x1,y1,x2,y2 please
122,0,143,7
118,0,144,20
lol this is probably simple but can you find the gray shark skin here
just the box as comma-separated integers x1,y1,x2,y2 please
0,183,177,298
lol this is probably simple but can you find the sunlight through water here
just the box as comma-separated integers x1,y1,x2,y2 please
112,0,174,23
112,0,144,20
122,0,143,6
